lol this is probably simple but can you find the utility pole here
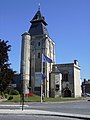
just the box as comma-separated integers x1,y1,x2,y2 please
21,76,24,110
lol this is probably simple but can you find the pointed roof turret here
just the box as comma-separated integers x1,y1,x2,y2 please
29,5,49,36
30,5,47,26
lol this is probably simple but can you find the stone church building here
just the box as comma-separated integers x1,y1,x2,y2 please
50,60,81,98
20,6,81,98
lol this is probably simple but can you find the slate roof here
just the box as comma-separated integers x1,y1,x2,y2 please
30,10,47,26
28,7,49,36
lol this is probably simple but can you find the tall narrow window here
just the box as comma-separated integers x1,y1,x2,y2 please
62,73,68,82
38,53,40,58
38,42,40,46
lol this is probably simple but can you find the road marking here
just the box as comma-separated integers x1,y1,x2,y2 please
0,105,29,107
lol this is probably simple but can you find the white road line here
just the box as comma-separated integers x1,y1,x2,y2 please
0,105,29,107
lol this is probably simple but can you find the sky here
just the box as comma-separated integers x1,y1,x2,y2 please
0,0,90,80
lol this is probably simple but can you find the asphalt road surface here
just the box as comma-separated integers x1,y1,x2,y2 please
0,99,90,116
26,100,90,115
0,115,81,120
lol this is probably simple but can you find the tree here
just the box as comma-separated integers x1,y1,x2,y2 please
0,39,15,94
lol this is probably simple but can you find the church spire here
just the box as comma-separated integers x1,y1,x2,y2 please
30,5,47,26
29,5,48,36
38,3,40,11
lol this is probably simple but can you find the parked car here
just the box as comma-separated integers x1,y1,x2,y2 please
85,93,90,97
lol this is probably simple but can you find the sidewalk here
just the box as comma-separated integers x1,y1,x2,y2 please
0,109,90,119
0,98,7,102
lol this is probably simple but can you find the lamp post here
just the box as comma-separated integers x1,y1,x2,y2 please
41,82,43,103
20,74,24,111
22,91,24,110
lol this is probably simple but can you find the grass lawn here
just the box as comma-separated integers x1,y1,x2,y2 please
5,94,82,102
45,97,82,102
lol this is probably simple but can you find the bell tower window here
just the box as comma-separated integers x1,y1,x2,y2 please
38,42,40,46
38,53,40,58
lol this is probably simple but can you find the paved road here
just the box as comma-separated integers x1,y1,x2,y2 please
0,100,90,119
0,100,90,115
26,100,90,115
0,114,81,120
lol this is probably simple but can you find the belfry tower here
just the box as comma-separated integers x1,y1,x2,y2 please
21,6,55,97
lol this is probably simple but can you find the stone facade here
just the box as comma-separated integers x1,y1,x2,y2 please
50,72,62,97
50,60,81,98
20,7,55,97
20,7,81,98
20,32,31,94
30,35,55,97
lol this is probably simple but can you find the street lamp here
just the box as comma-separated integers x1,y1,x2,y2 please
41,82,43,103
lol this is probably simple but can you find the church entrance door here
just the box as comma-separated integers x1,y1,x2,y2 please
64,89,71,97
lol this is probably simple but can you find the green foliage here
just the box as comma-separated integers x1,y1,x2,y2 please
6,95,20,102
1,92,4,97
5,94,8,98
4,87,11,94
24,95,40,102
5,94,82,102
12,89,19,95
8,95,13,100
0,39,16,94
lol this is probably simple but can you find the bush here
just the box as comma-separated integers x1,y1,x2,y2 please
8,96,13,100
12,90,19,95
1,92,5,97
5,94,8,98
4,87,12,95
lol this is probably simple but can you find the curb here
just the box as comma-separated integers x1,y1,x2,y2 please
0,109,90,119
